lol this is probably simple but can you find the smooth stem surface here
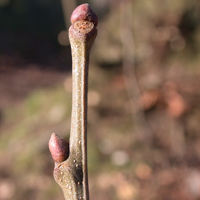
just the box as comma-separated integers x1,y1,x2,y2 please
53,20,97,200
69,28,90,200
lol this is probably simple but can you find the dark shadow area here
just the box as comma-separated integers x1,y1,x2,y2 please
0,0,72,71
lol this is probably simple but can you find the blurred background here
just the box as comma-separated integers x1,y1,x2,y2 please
0,0,200,199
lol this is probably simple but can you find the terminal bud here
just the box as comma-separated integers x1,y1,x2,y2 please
71,3,98,27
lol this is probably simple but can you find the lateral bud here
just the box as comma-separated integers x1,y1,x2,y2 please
49,133,69,163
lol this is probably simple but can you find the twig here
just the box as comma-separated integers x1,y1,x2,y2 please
49,4,98,200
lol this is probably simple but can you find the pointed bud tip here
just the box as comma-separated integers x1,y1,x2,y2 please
49,133,69,163
71,3,98,27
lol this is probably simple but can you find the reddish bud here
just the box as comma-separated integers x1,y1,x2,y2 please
49,133,69,163
71,3,98,27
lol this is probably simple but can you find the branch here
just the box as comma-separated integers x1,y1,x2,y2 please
49,4,98,200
